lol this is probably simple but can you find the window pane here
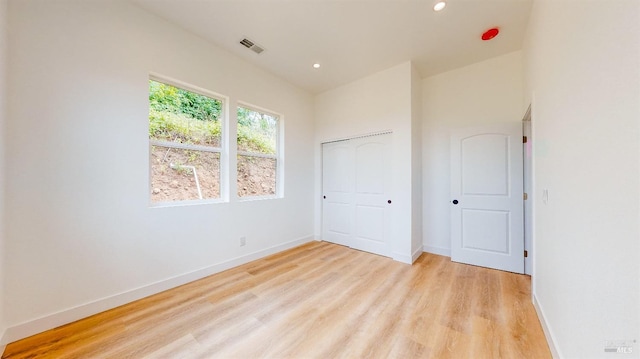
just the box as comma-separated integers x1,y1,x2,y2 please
149,80,222,148
237,155,276,197
237,106,277,154
151,145,220,203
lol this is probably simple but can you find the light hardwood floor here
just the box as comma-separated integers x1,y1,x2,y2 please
3,241,551,358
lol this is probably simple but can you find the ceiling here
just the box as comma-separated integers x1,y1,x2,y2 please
132,0,533,94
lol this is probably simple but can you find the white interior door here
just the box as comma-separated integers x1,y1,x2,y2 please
322,134,391,257
450,123,524,273
523,119,532,275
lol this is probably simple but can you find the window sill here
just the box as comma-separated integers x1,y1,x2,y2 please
237,194,283,202
149,198,227,208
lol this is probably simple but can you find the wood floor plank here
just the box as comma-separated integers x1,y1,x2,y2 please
2,243,552,359
142,334,205,359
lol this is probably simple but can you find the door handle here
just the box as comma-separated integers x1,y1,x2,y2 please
452,199,459,205
387,200,392,204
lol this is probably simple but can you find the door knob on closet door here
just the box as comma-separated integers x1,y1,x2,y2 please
452,200,459,205
387,200,392,204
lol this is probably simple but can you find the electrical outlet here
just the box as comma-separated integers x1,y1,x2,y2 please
240,236,246,247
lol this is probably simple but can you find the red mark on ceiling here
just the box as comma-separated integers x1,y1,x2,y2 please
481,28,500,41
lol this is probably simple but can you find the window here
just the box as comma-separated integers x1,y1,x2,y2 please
148,78,224,204
237,105,280,198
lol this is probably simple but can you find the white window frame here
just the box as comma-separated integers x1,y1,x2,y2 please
236,102,283,200
149,74,228,206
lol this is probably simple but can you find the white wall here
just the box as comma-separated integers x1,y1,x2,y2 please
0,0,7,349
314,62,418,263
523,0,640,357
421,51,524,256
5,0,314,341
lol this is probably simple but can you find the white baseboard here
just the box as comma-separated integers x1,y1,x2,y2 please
411,245,424,263
0,329,5,356
533,294,561,359
391,251,413,264
2,235,314,345
423,245,451,257
0,325,6,350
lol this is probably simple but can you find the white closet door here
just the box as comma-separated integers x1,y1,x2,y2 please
322,141,353,247
322,134,391,257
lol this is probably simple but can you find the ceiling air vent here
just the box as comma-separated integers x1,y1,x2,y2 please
239,38,265,54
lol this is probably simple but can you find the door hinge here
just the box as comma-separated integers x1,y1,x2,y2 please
524,250,528,258
523,193,528,200
523,136,528,143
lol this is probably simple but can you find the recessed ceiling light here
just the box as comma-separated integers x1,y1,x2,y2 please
313,63,321,69
433,1,446,11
